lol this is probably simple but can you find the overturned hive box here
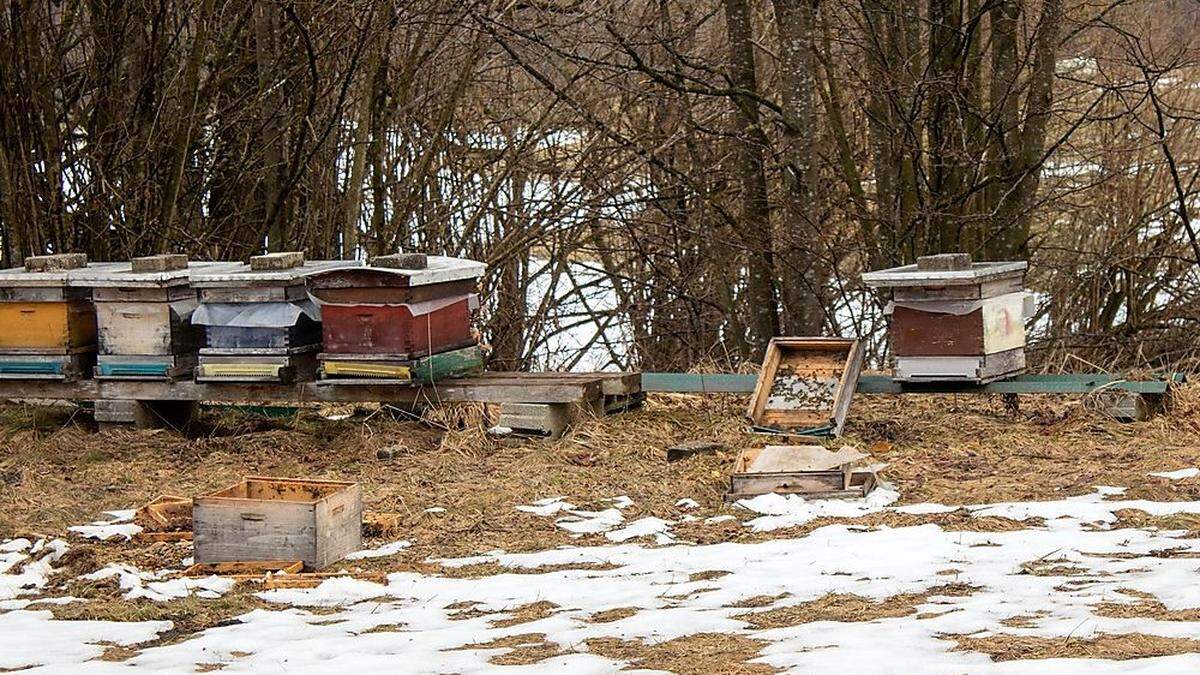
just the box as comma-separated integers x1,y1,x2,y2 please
0,255,102,380
191,256,360,383
862,254,1031,383
71,257,229,379
726,444,875,502
747,337,864,437
193,476,362,570
308,255,486,382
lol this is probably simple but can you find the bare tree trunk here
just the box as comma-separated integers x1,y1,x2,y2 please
158,0,214,244
994,0,1062,257
772,0,824,335
723,0,779,357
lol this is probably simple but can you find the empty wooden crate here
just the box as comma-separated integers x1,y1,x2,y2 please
747,337,864,437
193,476,362,569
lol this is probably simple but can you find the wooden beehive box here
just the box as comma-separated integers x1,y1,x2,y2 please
862,254,1030,383
747,337,864,437
193,476,362,570
726,445,875,502
0,256,107,380
308,256,485,360
191,258,359,382
71,259,229,378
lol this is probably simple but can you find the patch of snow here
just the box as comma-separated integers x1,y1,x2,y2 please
0,610,169,671
516,497,577,517
103,509,137,523
69,510,143,541
0,538,68,600
69,522,143,541
556,508,624,535
12,492,1200,672
83,563,233,602
607,495,634,509
1149,468,1199,480
346,540,412,560
736,484,902,532
0,539,31,553
424,507,446,514
606,517,675,545
675,498,700,510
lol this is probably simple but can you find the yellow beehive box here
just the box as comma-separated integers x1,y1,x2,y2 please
0,301,97,351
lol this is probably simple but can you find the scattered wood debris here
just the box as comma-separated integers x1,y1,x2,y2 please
666,440,725,462
134,494,193,532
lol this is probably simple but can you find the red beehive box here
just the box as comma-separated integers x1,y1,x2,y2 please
320,295,478,358
307,256,486,360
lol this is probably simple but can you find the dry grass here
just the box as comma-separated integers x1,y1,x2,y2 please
456,633,567,666
489,600,559,628
1109,509,1200,537
3,384,1200,567
999,611,1048,628
358,623,406,634
1018,556,1093,577
1094,589,1200,621
735,584,976,629
585,607,639,623
952,632,1200,661
585,633,777,674
725,594,789,609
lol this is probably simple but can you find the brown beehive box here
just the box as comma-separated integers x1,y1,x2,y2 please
193,476,362,569
862,254,1030,383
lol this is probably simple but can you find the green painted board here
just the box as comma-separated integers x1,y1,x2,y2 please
410,345,484,385
641,372,1182,395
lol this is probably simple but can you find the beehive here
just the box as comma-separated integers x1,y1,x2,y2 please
862,254,1031,383
190,255,360,382
193,476,362,569
308,254,486,382
71,256,226,379
0,254,104,380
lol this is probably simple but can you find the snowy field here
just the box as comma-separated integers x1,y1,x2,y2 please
5,476,1200,673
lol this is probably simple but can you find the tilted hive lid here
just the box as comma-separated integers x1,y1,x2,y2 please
307,255,486,290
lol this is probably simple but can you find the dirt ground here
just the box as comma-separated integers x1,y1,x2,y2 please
2,383,1200,567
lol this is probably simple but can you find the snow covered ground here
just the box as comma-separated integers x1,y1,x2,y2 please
5,483,1200,673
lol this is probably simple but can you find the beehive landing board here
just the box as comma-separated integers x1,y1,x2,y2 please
747,337,864,437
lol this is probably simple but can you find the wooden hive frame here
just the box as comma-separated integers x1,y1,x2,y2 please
746,337,864,437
